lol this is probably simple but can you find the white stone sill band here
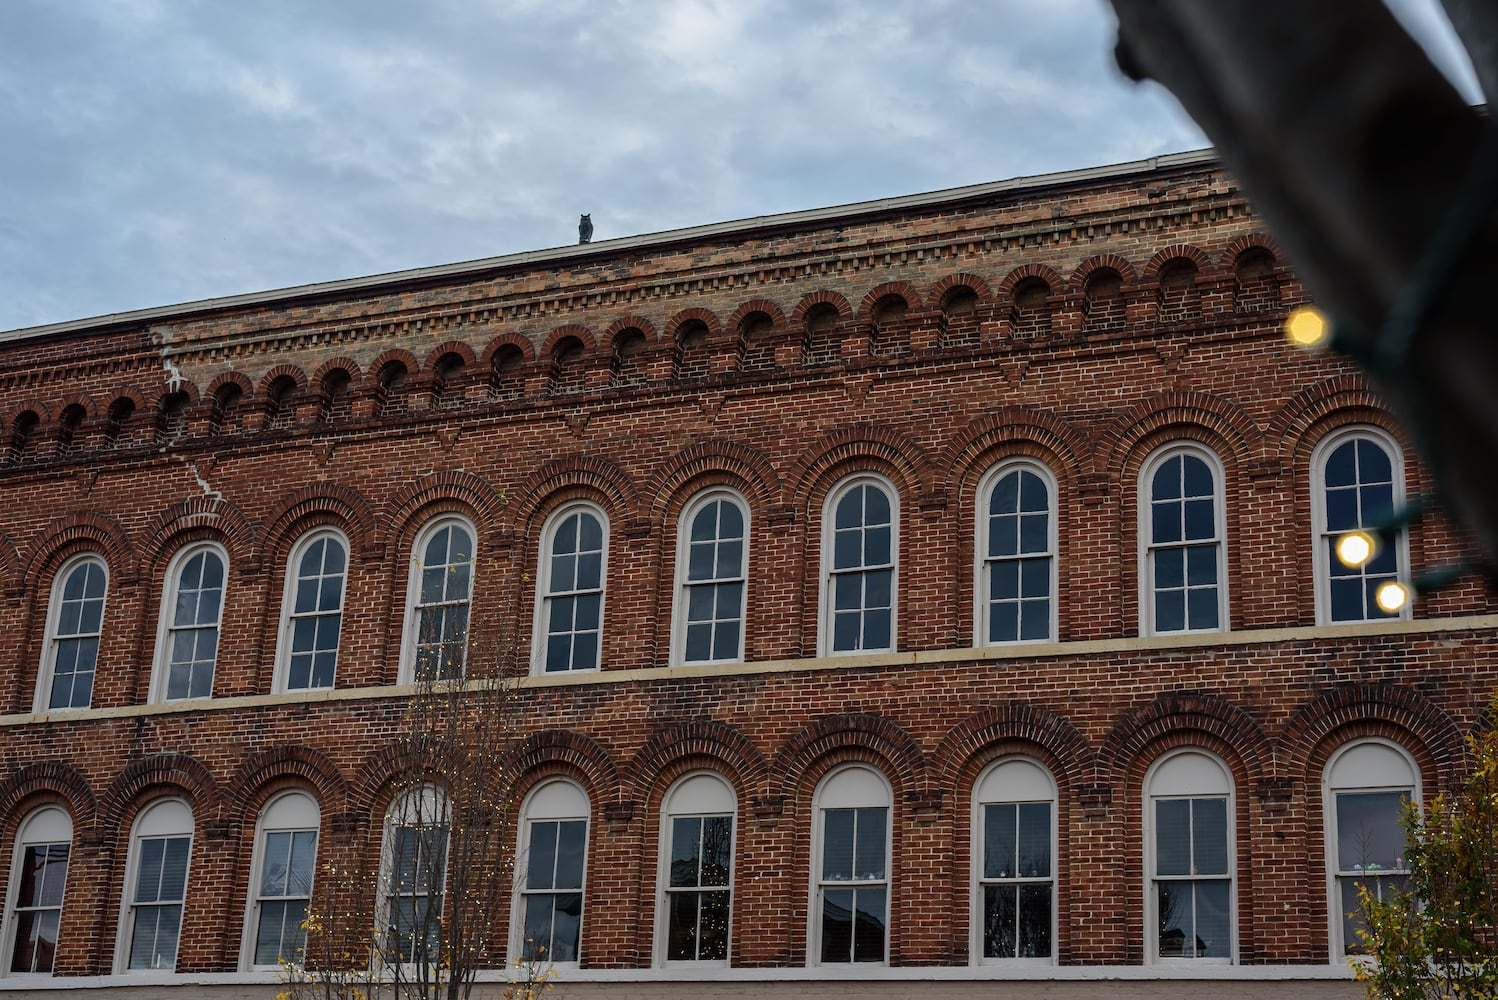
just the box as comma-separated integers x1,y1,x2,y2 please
0,964,1360,990
9,614,1497,730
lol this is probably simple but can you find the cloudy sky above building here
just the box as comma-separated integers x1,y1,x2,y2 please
0,0,1480,332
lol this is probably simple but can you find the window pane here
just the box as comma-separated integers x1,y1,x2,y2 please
1186,586,1219,630
1336,791,1408,871
1017,803,1050,878
1324,442,1357,487
992,561,1019,601
1017,884,1052,958
853,808,886,880
863,526,891,567
701,816,732,885
1155,548,1184,589
821,888,853,962
1357,439,1392,483
550,893,582,962
1152,501,1181,544
982,884,1017,958
1195,879,1231,958
1185,545,1217,586
1155,799,1191,876
670,817,702,888
1182,455,1212,497
990,473,1019,515
989,601,1018,644
862,608,891,650
526,822,558,890
1019,557,1049,598
1183,498,1214,540
711,620,740,662
1155,591,1185,633
852,887,886,962
1193,798,1228,875
698,889,730,960
666,890,699,961
554,820,587,889
822,810,854,881
1156,883,1190,957
1153,458,1182,501
1018,513,1048,554
1019,599,1050,641
984,803,1016,878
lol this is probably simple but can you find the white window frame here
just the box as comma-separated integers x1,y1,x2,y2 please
655,771,736,966
36,553,108,713
511,779,590,966
1322,739,1418,958
1144,749,1236,964
974,461,1058,646
400,517,476,683
375,784,449,970
150,543,228,703
1138,444,1228,636
275,529,349,693
2,807,72,978
1310,426,1410,626
808,764,892,966
115,798,194,973
532,502,609,674
241,791,320,971
671,490,749,665
819,475,899,657
971,758,1057,965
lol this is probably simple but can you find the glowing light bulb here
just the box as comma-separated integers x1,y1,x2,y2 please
1375,580,1411,613
1335,531,1377,569
1285,307,1329,348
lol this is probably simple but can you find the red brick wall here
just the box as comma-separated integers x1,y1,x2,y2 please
0,158,1490,980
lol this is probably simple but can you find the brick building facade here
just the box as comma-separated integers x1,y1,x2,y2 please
0,149,1490,998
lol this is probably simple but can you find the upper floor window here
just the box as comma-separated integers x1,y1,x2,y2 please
973,759,1055,963
535,504,607,673
278,531,347,692
1141,445,1225,635
404,519,475,682
821,477,897,655
4,807,72,976
244,792,319,970
153,544,226,702
977,462,1056,645
658,772,735,964
514,779,589,963
674,491,748,665
1146,750,1234,962
38,555,107,711
1313,428,1406,624
811,765,890,965
118,799,193,973
1324,740,1417,956
378,785,448,967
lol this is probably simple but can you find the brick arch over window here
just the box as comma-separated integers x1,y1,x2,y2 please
1100,690,1272,789
645,439,782,524
205,372,253,403
422,340,477,376
6,406,44,463
1099,390,1264,479
540,324,597,359
224,745,349,830
926,273,994,313
942,407,1094,492
1070,254,1139,288
997,264,1066,299
788,423,934,514
1220,233,1284,271
0,761,98,837
20,511,137,592
99,752,219,835
366,349,421,391
665,308,723,344
622,719,768,803
770,712,927,802
1268,375,1405,457
385,470,506,557
503,729,621,803
932,703,1096,795
789,291,853,328
1279,683,1464,786
310,357,363,389
602,316,660,349
256,364,308,397
260,483,381,567
140,498,257,578
205,373,253,433
507,454,642,534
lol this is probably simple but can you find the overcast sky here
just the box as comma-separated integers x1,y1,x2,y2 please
0,1,1480,332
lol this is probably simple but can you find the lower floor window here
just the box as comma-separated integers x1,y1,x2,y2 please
520,819,586,961
815,766,891,964
127,839,191,970
7,807,70,975
665,815,732,961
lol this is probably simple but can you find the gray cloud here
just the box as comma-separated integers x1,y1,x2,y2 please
0,0,1476,330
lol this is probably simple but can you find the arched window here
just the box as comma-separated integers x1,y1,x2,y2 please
514,780,589,963
535,504,607,673
674,491,748,665
244,792,319,969
811,765,891,965
1145,750,1234,962
658,772,735,964
38,555,107,711
153,543,227,702
821,476,897,655
977,462,1056,645
378,785,448,967
1323,740,1417,956
118,799,193,972
4,807,72,976
1141,445,1226,635
403,518,475,682
973,759,1055,963
278,531,348,692
1312,428,1406,624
